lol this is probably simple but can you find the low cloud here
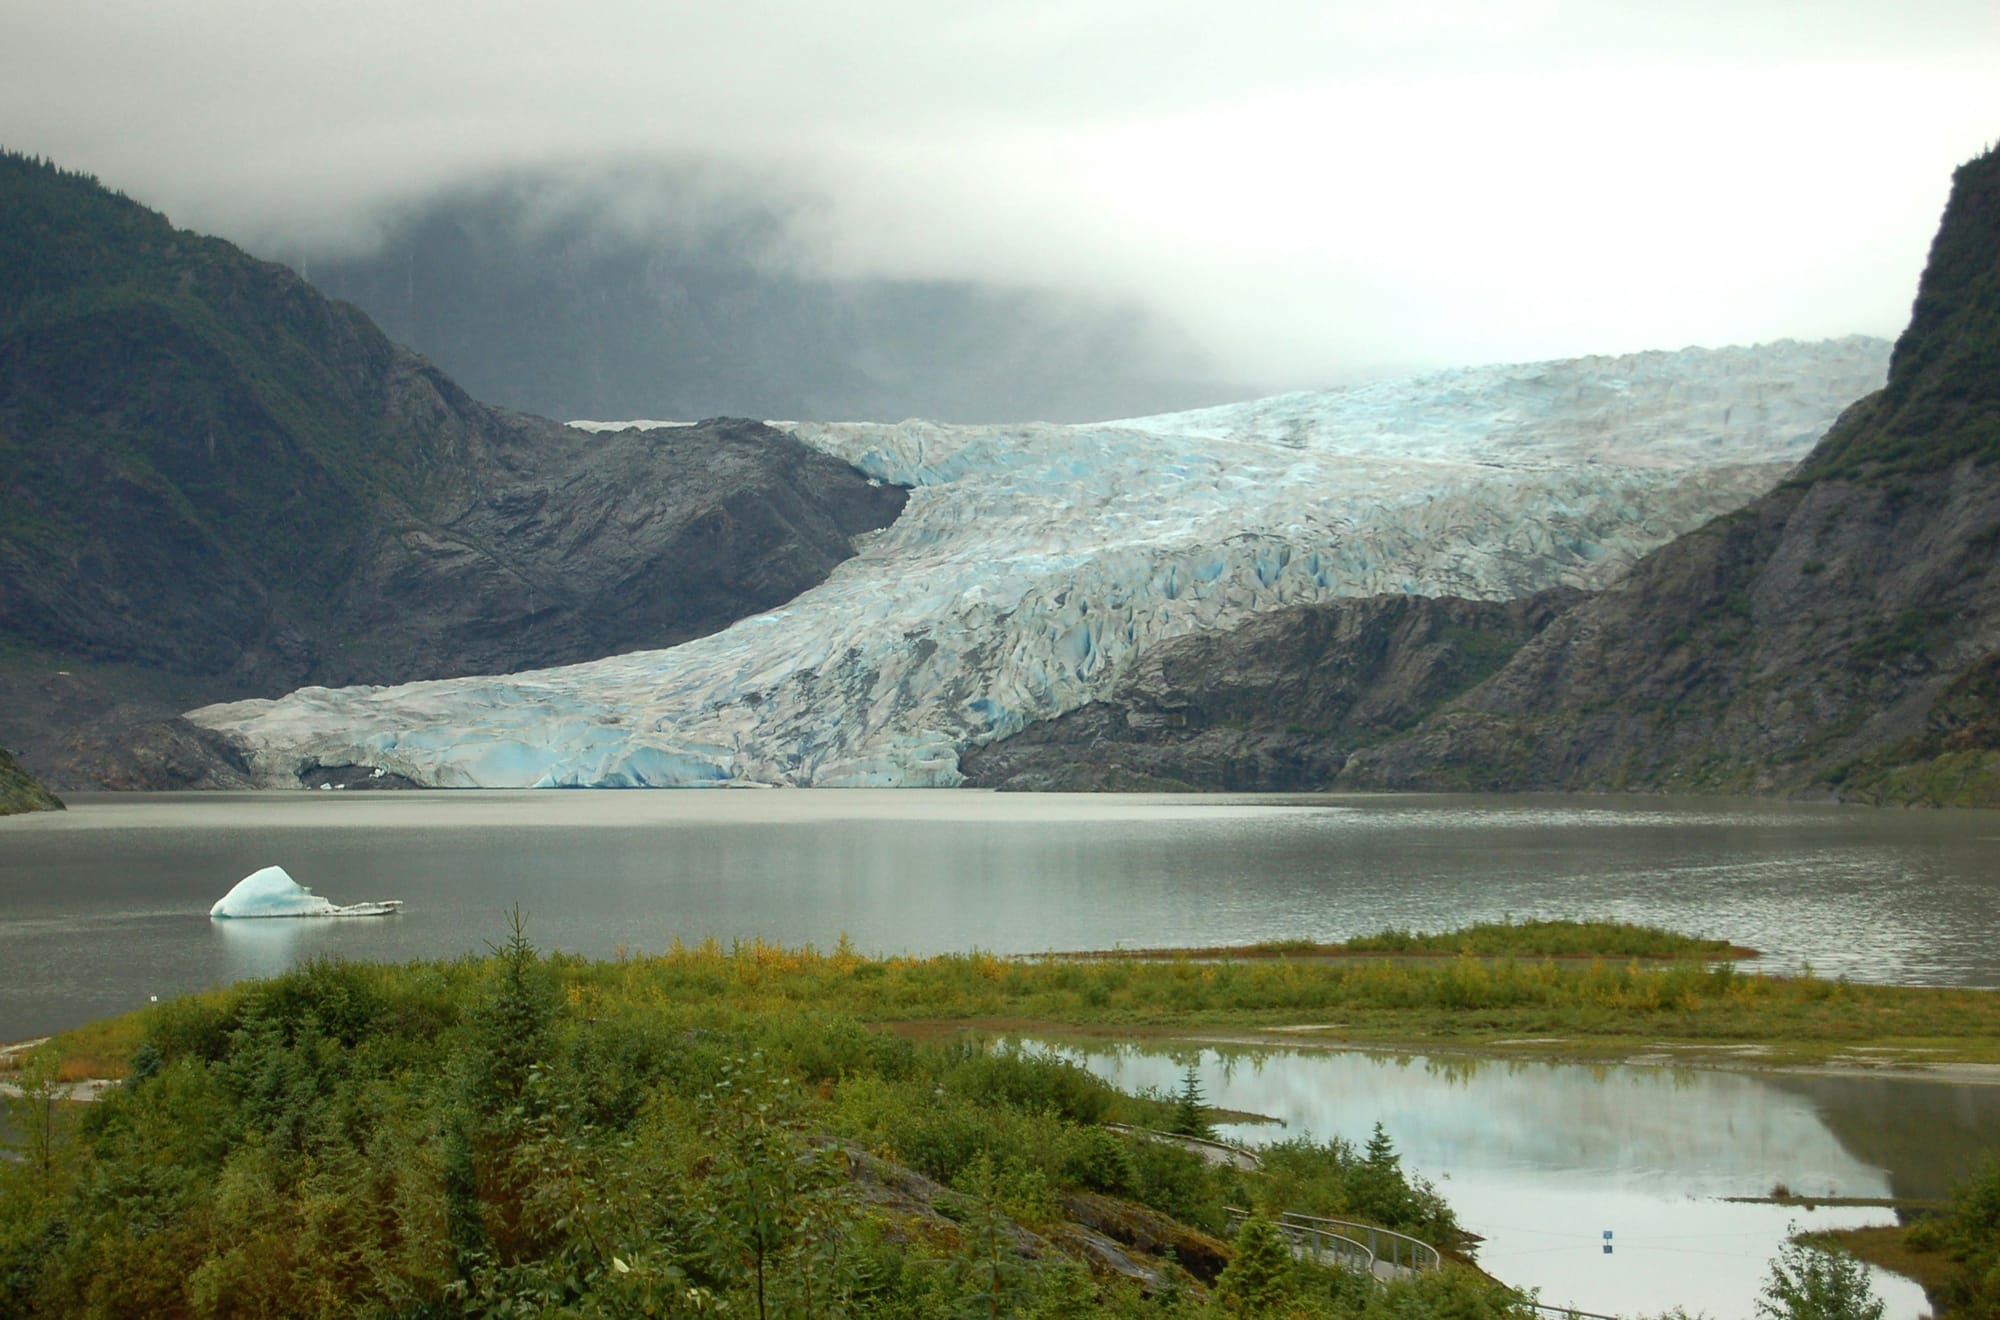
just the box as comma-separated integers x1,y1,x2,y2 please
4,0,1995,385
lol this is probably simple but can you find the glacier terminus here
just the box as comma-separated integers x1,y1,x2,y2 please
187,338,1891,789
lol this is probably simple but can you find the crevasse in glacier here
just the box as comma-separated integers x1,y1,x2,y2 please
187,337,1890,788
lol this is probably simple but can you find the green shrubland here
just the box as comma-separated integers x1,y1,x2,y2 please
0,926,1533,1318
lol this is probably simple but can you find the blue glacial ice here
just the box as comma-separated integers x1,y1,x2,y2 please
187,337,1890,789
210,865,403,918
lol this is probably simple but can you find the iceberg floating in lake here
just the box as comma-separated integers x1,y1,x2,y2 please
209,865,402,919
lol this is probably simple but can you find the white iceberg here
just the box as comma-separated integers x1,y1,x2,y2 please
209,865,402,919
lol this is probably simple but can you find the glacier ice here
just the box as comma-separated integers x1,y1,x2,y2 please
210,865,403,918
188,337,1890,789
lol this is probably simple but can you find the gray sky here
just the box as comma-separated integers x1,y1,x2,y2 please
5,0,1996,384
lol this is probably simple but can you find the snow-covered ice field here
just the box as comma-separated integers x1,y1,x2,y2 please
189,338,1889,788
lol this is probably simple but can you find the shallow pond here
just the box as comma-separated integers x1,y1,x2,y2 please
1035,1039,1990,1318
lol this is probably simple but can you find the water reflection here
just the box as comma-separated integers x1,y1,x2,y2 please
1032,1040,1958,1319
208,916,396,983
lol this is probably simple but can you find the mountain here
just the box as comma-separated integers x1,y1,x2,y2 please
1332,146,2000,806
185,339,1887,788
0,151,906,787
276,172,1255,426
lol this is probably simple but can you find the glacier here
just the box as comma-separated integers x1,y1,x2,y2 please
210,865,402,918
188,337,1890,789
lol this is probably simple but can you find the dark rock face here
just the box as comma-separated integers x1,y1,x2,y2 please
961,591,1581,791
1340,147,2000,805
0,154,905,787
1338,470,2000,798
303,417,906,688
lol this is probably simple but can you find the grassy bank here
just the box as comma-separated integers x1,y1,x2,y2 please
1076,918,1757,965
31,921,2000,1085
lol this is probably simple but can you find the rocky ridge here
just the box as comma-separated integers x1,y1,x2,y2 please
960,590,1581,791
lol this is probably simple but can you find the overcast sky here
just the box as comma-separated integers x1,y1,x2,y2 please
4,0,1996,385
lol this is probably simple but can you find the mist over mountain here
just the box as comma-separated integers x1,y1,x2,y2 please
271,171,1256,426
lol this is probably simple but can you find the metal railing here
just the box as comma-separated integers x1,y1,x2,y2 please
1225,1207,1441,1275
1226,1207,1375,1275
1281,1211,1441,1273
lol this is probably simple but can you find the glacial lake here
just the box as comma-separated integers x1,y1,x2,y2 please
4,789,1998,1039
3,789,1996,1316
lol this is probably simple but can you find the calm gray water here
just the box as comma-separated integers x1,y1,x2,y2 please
2,789,1998,1041
1041,1039,1972,1320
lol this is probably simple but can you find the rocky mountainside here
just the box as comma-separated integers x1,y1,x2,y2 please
0,152,906,787
1335,146,2000,805
278,171,1252,425
959,589,1583,790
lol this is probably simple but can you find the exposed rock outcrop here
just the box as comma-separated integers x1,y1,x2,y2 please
962,590,1581,791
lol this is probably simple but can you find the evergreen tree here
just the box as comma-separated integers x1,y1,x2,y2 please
1219,1215,1296,1314
1169,1062,1217,1141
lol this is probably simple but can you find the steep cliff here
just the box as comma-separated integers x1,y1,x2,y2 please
1340,146,2000,805
0,152,906,786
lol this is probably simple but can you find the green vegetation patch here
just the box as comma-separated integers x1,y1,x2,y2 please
1810,1156,2000,1317
1828,654,2000,806
0,746,62,814
1341,918,1746,960
1096,919,1753,964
